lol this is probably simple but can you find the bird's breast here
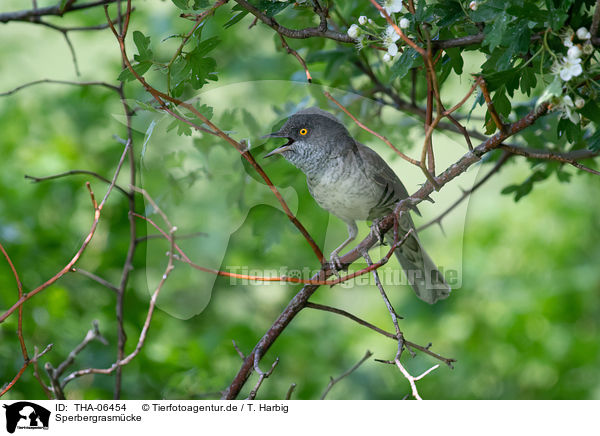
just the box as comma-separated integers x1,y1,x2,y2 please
306,158,382,223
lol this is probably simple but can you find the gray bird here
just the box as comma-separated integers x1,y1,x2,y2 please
264,107,450,304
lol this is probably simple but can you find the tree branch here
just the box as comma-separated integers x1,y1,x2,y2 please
0,0,118,23
222,101,550,399
232,0,353,43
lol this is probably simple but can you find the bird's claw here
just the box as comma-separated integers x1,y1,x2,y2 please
369,218,386,246
328,253,344,279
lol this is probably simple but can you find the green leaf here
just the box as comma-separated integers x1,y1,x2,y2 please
224,10,249,28
536,76,562,107
483,13,509,52
587,129,600,152
390,48,419,80
484,67,519,94
189,56,217,89
171,0,189,10
492,89,511,118
195,103,214,121
255,0,289,17
170,57,191,84
133,31,152,62
193,36,220,57
117,61,152,82
501,170,549,202
445,47,463,75
557,118,582,143
167,118,193,136
192,0,210,8
520,68,537,96
579,100,600,125
431,1,464,27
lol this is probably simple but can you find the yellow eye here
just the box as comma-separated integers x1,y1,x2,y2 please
299,128,308,136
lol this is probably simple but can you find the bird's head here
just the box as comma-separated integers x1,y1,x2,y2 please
263,107,351,173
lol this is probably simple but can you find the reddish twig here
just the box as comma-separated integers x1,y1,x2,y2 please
104,1,325,263
61,218,177,387
324,91,420,166
278,33,312,82
479,77,506,133
222,102,550,399
0,344,53,398
0,138,131,324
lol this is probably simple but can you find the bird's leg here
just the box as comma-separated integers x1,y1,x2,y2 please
328,222,358,274
368,217,386,247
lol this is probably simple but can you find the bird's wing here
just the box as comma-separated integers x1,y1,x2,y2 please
354,142,420,218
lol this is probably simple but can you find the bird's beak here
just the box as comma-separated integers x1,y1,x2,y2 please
262,131,294,158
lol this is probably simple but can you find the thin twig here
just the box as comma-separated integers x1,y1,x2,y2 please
324,91,420,166
278,34,312,82
0,137,131,324
305,302,455,367
320,351,373,399
246,358,279,400
0,79,119,97
223,102,550,399
105,2,325,263
70,267,119,293
25,170,129,197
0,344,53,398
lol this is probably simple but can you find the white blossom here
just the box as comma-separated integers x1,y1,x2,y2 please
383,25,401,43
555,55,583,82
561,28,574,47
567,45,582,60
469,1,478,11
382,25,400,56
399,18,410,29
574,96,585,109
576,27,591,40
347,24,361,39
583,41,594,55
381,0,403,14
383,53,393,62
557,95,580,124
358,15,367,25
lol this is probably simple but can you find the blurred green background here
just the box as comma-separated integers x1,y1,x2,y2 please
1,0,599,400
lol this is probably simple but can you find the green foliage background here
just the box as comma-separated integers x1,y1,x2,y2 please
0,0,599,400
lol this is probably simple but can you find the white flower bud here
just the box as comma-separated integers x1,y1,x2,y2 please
583,41,594,55
399,18,410,29
383,53,392,62
567,45,582,60
347,24,361,39
387,42,398,57
469,1,478,11
368,18,374,24
576,27,591,40
575,97,585,109
358,16,367,25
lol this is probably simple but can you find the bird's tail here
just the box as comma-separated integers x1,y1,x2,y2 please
384,216,451,304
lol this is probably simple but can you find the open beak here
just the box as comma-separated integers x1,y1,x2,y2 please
262,131,294,157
